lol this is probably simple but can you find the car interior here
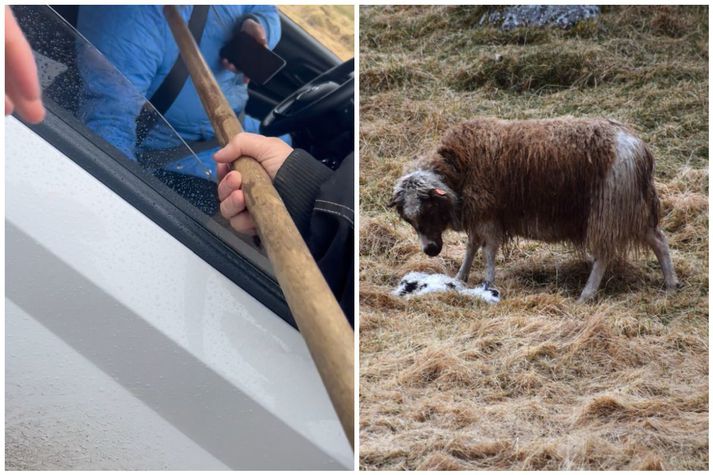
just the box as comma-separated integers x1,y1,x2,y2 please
248,14,354,169
39,5,355,169
9,4,354,328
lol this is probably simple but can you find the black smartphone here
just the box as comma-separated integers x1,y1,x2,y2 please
220,31,286,85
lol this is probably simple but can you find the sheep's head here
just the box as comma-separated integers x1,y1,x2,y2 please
388,170,457,257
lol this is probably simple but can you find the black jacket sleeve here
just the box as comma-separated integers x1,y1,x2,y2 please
273,150,354,326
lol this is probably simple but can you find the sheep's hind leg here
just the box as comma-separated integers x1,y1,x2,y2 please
645,227,680,290
578,257,608,303
455,235,479,283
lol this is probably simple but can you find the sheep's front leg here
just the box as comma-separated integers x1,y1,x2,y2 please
455,235,479,283
482,239,499,287
577,257,608,303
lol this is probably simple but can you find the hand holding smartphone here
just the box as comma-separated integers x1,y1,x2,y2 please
220,25,286,85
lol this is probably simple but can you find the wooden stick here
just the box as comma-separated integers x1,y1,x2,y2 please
163,5,354,448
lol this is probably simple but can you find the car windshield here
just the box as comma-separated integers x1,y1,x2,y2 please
14,5,273,275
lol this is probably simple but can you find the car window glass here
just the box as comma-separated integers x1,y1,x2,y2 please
13,5,273,276
279,5,354,60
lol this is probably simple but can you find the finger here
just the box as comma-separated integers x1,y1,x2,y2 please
254,31,267,47
217,162,230,181
13,98,44,123
220,189,247,220
229,212,256,236
214,132,272,164
252,21,268,47
6,95,14,115
242,18,268,47
221,58,238,73
6,78,44,123
5,8,42,103
217,170,242,202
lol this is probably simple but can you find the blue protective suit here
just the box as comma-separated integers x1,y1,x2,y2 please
77,5,282,180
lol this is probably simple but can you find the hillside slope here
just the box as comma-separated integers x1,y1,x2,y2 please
359,6,708,470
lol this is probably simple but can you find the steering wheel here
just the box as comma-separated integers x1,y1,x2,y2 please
260,58,353,136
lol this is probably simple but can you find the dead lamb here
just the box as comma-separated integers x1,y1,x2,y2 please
392,271,501,303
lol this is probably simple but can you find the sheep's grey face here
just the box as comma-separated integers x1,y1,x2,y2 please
389,171,454,257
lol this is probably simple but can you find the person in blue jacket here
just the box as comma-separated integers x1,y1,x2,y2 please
76,5,285,214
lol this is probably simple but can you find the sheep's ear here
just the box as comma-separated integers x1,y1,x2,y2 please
430,188,449,199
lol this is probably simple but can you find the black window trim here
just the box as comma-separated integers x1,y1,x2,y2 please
17,103,297,329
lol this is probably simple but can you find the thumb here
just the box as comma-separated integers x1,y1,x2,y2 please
258,29,268,47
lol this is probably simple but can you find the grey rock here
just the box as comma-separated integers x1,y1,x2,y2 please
484,5,600,31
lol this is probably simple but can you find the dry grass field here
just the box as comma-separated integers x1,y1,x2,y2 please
359,6,708,470
279,5,354,60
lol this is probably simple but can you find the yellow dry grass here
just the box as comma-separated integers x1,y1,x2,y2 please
279,5,354,60
359,5,708,470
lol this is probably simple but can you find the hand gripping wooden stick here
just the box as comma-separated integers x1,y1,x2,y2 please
163,5,354,448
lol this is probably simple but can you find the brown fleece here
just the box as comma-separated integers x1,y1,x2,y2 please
420,117,660,259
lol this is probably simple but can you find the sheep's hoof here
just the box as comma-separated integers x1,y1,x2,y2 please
454,273,468,283
576,293,595,304
666,281,683,291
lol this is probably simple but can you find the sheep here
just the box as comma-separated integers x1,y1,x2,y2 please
389,117,680,302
